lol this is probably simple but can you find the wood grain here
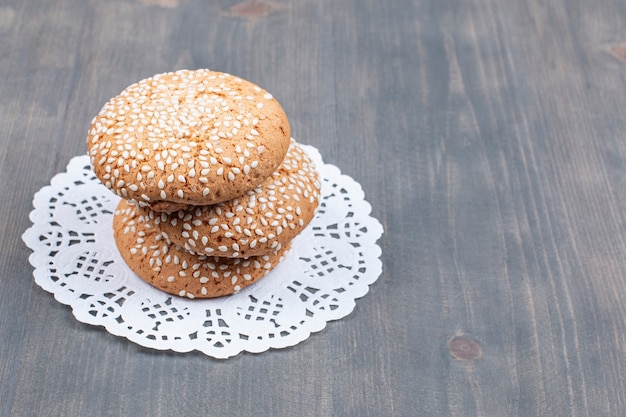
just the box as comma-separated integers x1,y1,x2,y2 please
2,0,626,415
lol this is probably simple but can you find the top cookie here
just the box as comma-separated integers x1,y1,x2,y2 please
87,69,291,212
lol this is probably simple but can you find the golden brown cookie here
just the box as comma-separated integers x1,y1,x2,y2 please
113,199,289,299
88,69,291,213
153,139,320,258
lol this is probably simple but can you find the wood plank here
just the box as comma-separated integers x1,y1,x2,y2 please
2,0,626,415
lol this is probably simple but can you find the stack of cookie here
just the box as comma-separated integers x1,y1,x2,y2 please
87,69,321,298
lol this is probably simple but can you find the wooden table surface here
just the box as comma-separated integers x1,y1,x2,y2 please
3,0,626,415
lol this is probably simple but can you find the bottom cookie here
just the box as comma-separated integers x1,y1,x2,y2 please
113,200,289,299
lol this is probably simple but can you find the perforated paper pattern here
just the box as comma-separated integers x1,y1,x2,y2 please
23,145,383,358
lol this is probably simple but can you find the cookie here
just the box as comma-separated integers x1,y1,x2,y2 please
88,69,291,213
113,199,289,299
153,139,320,258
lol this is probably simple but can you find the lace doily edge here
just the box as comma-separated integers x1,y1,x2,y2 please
23,253,382,358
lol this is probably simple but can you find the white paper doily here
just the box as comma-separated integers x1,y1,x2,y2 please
22,145,383,358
